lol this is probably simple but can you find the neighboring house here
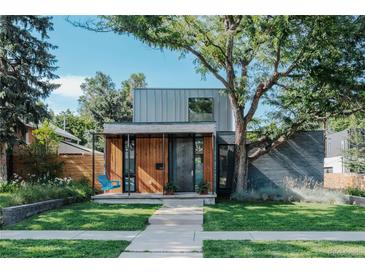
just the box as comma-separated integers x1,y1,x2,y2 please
324,129,365,174
101,88,324,195
16,121,99,156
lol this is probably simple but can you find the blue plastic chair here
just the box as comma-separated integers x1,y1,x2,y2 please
98,175,121,191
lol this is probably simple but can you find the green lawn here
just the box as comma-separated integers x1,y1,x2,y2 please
4,202,159,230
204,200,365,231
0,240,129,258
204,240,365,258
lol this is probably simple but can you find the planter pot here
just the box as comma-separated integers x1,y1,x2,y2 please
199,190,208,195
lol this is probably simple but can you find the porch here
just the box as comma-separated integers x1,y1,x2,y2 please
92,192,217,205
91,122,217,200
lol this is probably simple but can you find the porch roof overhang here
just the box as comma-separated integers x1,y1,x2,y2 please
103,122,216,135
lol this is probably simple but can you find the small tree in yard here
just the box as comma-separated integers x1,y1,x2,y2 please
0,16,59,181
345,129,365,174
18,121,64,182
78,16,365,197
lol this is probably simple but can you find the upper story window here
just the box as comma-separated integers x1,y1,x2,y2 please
188,98,214,122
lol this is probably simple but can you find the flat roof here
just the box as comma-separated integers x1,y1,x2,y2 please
103,122,216,134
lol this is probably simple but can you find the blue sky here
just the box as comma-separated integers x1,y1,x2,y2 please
46,16,222,114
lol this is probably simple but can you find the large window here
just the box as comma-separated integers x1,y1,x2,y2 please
188,98,214,122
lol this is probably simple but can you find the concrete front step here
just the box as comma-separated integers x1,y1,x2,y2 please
119,252,202,258
154,207,203,215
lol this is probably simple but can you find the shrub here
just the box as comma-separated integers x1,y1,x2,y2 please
197,181,210,194
0,178,93,208
345,187,365,197
232,176,347,204
164,182,177,194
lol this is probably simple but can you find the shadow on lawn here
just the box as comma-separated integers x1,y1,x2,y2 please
204,200,365,231
5,202,159,231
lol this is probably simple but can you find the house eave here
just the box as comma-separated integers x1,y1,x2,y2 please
103,122,216,135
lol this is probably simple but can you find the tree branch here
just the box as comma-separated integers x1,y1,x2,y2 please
184,45,230,89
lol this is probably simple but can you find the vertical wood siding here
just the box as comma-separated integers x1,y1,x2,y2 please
136,137,168,193
203,135,214,192
105,137,123,193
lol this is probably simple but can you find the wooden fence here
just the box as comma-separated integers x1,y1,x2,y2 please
13,154,105,192
324,173,365,190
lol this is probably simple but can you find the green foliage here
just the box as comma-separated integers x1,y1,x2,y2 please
18,121,64,181
344,129,365,174
197,181,210,194
329,114,365,132
345,187,365,198
0,178,93,210
163,182,177,194
0,16,58,146
52,110,96,146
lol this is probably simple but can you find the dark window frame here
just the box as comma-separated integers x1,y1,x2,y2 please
217,144,235,194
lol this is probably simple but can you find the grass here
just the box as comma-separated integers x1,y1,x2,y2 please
204,200,365,231
0,240,129,258
203,240,365,258
4,202,159,230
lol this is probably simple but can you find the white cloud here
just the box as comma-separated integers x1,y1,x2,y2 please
52,75,87,97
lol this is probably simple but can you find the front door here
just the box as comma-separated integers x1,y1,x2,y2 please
172,137,194,192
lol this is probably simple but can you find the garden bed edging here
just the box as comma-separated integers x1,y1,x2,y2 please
1,197,78,226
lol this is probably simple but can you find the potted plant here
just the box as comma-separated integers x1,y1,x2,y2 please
197,181,210,195
164,182,177,195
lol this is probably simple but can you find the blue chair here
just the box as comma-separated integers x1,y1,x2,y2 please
98,175,121,191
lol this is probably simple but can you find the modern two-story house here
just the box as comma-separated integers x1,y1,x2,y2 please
98,88,324,196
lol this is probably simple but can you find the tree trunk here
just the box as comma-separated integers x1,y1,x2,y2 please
0,143,8,182
232,120,249,195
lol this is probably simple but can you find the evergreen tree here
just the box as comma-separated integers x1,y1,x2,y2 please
345,129,365,174
0,16,58,181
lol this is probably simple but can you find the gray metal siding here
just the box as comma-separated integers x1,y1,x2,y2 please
248,131,324,189
326,130,348,157
133,88,234,131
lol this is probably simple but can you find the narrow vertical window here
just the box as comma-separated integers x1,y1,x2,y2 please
194,137,204,188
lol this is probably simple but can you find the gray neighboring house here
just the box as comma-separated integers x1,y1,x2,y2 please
102,88,324,195
324,129,349,174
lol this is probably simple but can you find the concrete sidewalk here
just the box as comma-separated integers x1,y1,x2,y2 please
0,230,139,241
119,200,204,258
196,231,365,241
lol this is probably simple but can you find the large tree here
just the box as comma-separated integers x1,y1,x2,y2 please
81,16,365,196
79,71,147,129
0,16,58,181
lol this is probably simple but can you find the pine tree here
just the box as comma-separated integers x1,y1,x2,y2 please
0,16,58,181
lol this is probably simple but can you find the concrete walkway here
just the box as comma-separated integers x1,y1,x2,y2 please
119,200,204,258
0,230,139,241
